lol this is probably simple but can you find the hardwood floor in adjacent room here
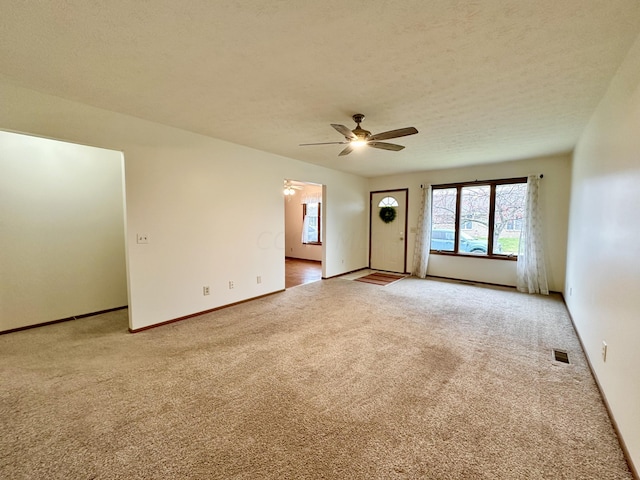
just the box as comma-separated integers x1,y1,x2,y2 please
285,258,322,288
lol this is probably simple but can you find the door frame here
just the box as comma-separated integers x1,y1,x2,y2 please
369,188,409,273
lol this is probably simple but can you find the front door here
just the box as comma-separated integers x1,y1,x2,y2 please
370,189,408,273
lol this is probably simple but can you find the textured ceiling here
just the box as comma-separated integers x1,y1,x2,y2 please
1,1,640,177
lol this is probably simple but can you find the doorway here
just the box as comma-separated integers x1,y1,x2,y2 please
284,180,324,287
369,189,408,273
0,130,127,332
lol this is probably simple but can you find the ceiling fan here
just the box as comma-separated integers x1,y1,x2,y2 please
300,114,418,156
283,180,303,196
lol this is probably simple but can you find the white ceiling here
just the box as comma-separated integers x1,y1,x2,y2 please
2,1,640,177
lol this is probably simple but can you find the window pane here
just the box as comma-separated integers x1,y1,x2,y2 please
306,203,318,216
304,203,319,243
431,188,457,251
493,183,527,254
459,186,489,254
378,196,399,207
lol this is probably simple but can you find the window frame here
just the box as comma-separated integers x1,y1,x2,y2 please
430,177,527,261
302,202,322,245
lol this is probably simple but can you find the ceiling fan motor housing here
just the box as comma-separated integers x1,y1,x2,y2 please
351,128,371,141
351,114,370,140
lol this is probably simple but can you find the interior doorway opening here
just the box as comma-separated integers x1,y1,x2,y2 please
284,179,324,288
0,130,128,333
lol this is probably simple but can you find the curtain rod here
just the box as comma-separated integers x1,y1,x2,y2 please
420,174,542,189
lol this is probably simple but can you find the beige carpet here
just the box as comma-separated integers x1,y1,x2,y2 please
0,277,632,479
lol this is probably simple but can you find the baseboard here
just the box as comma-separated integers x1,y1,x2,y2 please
325,267,369,280
0,305,128,335
424,274,563,295
425,274,516,290
285,257,321,263
562,298,638,479
128,290,285,333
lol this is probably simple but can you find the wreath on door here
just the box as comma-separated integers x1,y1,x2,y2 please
379,206,397,224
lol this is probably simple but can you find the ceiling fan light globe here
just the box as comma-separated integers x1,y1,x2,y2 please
351,140,367,148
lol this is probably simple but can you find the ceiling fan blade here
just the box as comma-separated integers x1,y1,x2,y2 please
299,141,349,146
338,145,354,156
369,127,418,141
368,141,405,152
331,124,357,140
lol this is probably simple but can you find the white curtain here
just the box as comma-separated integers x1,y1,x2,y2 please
301,192,322,204
301,213,311,244
412,185,432,278
516,175,549,295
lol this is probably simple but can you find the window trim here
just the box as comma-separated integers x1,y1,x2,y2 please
430,177,526,261
302,202,322,245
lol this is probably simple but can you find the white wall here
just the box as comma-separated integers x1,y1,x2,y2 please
284,184,323,262
0,131,126,331
565,34,640,473
368,154,572,292
0,81,369,331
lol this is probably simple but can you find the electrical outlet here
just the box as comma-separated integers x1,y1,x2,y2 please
203,286,210,296
257,276,262,284
602,341,607,362
229,281,234,289
136,233,149,244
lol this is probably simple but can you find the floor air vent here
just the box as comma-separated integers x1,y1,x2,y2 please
553,349,570,364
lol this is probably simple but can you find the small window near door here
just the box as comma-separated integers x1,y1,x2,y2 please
378,196,399,207
302,202,321,244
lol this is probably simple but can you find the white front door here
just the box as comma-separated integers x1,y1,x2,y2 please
370,190,408,273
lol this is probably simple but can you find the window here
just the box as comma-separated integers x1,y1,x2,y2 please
430,178,527,258
493,183,527,255
378,196,399,207
431,188,457,251
302,202,321,244
459,185,490,253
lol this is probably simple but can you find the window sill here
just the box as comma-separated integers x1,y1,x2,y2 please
303,242,322,246
430,251,517,261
